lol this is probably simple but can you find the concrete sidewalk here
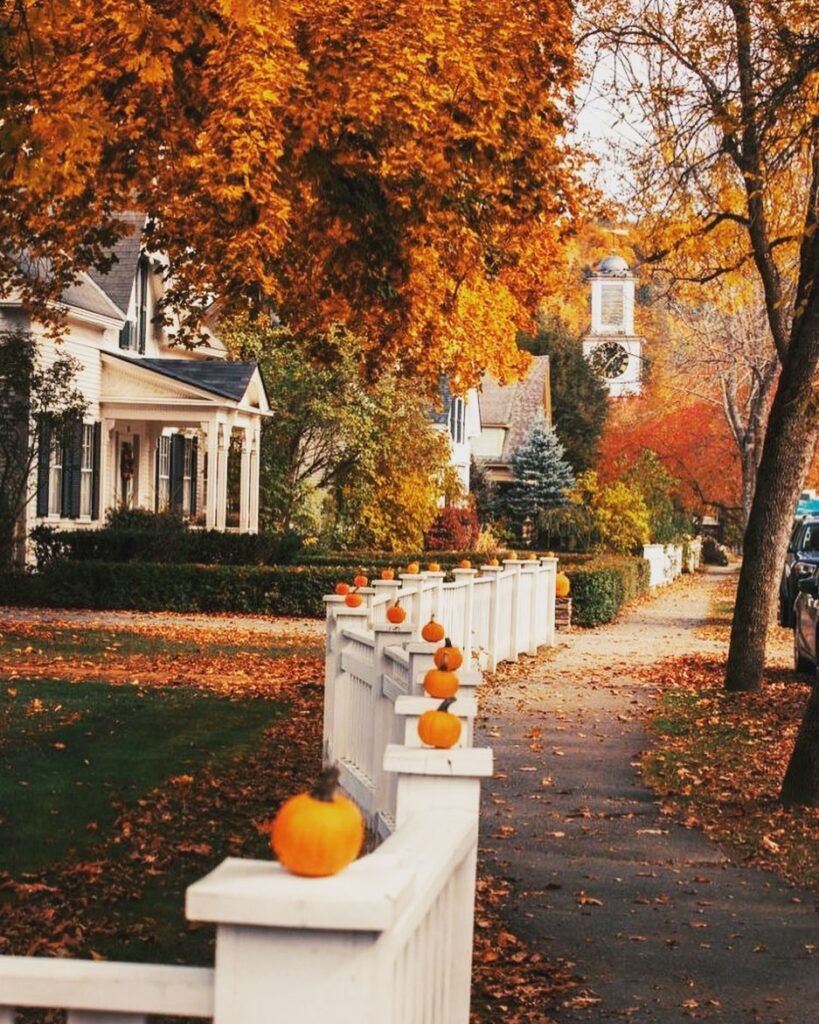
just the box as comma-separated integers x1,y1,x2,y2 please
478,568,819,1023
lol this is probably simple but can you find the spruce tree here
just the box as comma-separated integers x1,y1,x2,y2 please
504,422,575,522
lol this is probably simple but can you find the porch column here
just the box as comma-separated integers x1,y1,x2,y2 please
239,429,252,533
216,424,229,531
205,419,219,530
249,427,260,534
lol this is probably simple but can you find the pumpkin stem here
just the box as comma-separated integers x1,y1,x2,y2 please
310,766,340,802
438,697,456,712
444,636,453,647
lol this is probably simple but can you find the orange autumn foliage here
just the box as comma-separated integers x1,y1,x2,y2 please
0,0,586,389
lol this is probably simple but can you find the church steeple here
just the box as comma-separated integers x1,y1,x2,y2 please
582,254,644,398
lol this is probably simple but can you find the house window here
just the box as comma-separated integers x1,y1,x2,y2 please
118,256,149,353
448,397,466,445
79,424,94,517
156,435,171,512
47,432,63,517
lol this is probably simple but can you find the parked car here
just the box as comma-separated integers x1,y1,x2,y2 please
779,515,819,627
793,573,819,673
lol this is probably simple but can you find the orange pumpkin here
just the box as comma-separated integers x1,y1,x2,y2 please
417,698,461,748
353,573,368,588
423,666,459,698
271,767,364,877
555,572,571,598
381,568,395,580
421,616,445,643
457,559,472,569
527,552,538,561
433,639,463,671
427,561,441,572
546,550,555,558
335,582,351,595
386,603,406,624
344,592,363,608
406,562,421,574
487,557,500,566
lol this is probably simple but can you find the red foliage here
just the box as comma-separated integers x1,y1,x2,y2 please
597,399,740,515
424,507,481,551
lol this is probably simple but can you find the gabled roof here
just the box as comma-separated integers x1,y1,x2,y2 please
477,356,551,464
86,212,146,315
107,353,269,406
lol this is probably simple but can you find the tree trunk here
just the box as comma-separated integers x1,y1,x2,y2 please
781,682,819,807
725,320,819,692
740,447,756,533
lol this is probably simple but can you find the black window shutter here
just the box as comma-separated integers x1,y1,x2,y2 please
36,418,51,517
91,422,102,520
170,433,185,514
119,321,132,350
189,437,198,517
137,257,148,354
62,418,83,519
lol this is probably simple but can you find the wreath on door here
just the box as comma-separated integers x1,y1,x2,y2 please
120,443,135,481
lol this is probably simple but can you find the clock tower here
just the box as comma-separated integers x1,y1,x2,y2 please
582,254,644,397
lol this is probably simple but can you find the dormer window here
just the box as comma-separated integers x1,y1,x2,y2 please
448,396,466,445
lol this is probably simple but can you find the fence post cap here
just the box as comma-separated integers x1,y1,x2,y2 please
186,855,414,932
451,568,478,577
479,564,504,573
323,594,347,605
383,744,493,778
405,640,439,654
393,694,478,717
373,623,415,639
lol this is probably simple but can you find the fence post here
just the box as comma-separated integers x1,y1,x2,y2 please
521,561,539,656
399,573,423,632
322,599,370,767
394,694,478,748
370,579,401,628
382,744,493,1024
406,641,438,696
480,565,503,672
371,623,414,818
503,559,523,662
450,568,477,664
542,556,558,647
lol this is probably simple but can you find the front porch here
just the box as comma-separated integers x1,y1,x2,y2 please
99,354,269,532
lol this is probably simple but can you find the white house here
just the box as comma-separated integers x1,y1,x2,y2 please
430,382,482,492
472,355,552,482
1,213,270,558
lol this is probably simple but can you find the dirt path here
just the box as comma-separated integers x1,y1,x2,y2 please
477,567,819,1024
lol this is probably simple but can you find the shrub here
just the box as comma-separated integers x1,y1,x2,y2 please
562,555,651,627
701,536,729,566
424,507,480,551
29,524,303,569
9,561,341,616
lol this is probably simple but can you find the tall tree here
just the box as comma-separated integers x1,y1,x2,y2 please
581,0,819,702
0,330,85,566
518,315,609,473
0,0,584,390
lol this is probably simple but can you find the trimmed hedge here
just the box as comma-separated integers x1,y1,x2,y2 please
0,563,342,617
563,555,651,627
0,553,652,625
29,525,303,569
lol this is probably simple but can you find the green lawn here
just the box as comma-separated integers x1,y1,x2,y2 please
0,625,321,661
0,678,287,876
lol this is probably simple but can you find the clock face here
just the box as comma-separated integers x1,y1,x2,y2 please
590,341,629,379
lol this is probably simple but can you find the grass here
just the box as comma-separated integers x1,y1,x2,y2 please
0,678,285,875
0,624,321,661
0,615,325,976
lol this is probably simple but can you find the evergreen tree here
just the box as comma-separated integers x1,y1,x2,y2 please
518,315,608,473
503,422,575,522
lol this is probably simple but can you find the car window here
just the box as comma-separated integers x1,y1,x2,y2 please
802,525,819,552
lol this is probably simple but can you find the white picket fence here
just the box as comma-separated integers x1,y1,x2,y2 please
0,746,491,1024
0,561,559,1024
323,560,557,834
642,542,702,587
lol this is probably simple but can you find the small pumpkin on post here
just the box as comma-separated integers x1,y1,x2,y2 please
423,656,459,698
386,601,407,624
555,572,571,598
433,637,463,671
417,697,462,748
421,615,445,643
271,766,364,877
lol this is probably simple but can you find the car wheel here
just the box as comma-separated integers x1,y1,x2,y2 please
793,629,814,675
